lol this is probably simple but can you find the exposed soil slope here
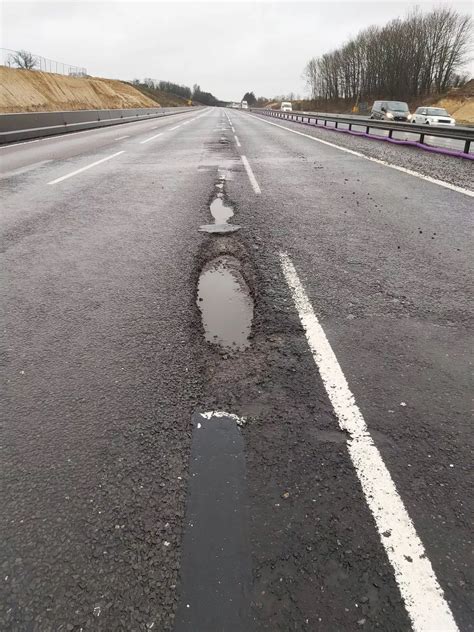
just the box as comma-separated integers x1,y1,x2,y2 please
0,66,160,112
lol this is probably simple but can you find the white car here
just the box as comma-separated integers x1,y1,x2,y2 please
412,107,455,126
281,101,292,112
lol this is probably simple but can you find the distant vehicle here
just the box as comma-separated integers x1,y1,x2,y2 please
370,101,412,122
412,107,455,126
281,101,292,112
241,101,248,110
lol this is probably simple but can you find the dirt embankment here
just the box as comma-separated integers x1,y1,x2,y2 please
431,81,474,124
0,66,161,113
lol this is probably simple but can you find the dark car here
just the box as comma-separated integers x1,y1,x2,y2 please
370,100,412,122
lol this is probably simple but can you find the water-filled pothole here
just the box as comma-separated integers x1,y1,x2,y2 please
199,179,240,234
210,193,234,223
197,256,253,350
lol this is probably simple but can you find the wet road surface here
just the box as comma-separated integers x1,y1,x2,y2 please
1,107,472,631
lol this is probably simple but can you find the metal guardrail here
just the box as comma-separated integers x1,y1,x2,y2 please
251,108,474,154
0,107,197,143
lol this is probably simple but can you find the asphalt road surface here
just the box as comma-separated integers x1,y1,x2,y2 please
1,107,472,632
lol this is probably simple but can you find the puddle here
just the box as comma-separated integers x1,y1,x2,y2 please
197,256,253,350
210,193,234,223
199,173,240,234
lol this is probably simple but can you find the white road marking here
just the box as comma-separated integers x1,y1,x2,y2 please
241,155,261,194
234,135,241,147
169,125,182,131
140,132,164,144
115,135,130,140
47,151,125,185
249,114,474,198
200,411,246,426
279,252,459,632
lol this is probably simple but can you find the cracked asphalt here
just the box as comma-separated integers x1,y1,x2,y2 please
1,107,472,631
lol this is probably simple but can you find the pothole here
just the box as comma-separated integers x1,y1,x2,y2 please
210,193,233,223
199,171,241,234
197,256,253,351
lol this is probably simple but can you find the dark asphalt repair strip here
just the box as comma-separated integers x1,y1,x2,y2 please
174,411,252,632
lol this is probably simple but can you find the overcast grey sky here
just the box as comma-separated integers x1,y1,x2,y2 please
1,1,472,100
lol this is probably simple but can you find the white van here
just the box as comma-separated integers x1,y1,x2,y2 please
281,101,292,112
241,101,248,110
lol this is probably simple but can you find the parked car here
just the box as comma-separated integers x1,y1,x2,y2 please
370,100,412,122
280,101,292,112
412,107,455,126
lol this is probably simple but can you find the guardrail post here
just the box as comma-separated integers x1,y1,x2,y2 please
419,133,425,145
349,123,352,131
388,129,393,139
464,139,470,154
366,125,370,134
335,121,338,129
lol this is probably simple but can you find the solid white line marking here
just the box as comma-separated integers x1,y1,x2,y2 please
115,135,130,140
140,132,164,144
241,155,261,194
169,125,181,131
249,114,474,198
279,252,459,632
234,135,241,147
47,151,125,185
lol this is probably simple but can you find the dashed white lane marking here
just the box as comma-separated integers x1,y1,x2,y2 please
279,252,459,632
47,151,125,185
249,114,474,198
140,132,164,145
241,155,261,194
169,124,182,131
115,135,130,140
234,135,241,147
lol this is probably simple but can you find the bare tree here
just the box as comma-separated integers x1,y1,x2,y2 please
302,8,472,104
8,50,38,70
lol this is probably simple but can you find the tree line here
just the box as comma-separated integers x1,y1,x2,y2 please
303,8,472,103
131,78,220,105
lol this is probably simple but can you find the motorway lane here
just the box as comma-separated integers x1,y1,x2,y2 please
2,106,472,631
1,108,220,631
225,109,473,631
0,107,208,176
